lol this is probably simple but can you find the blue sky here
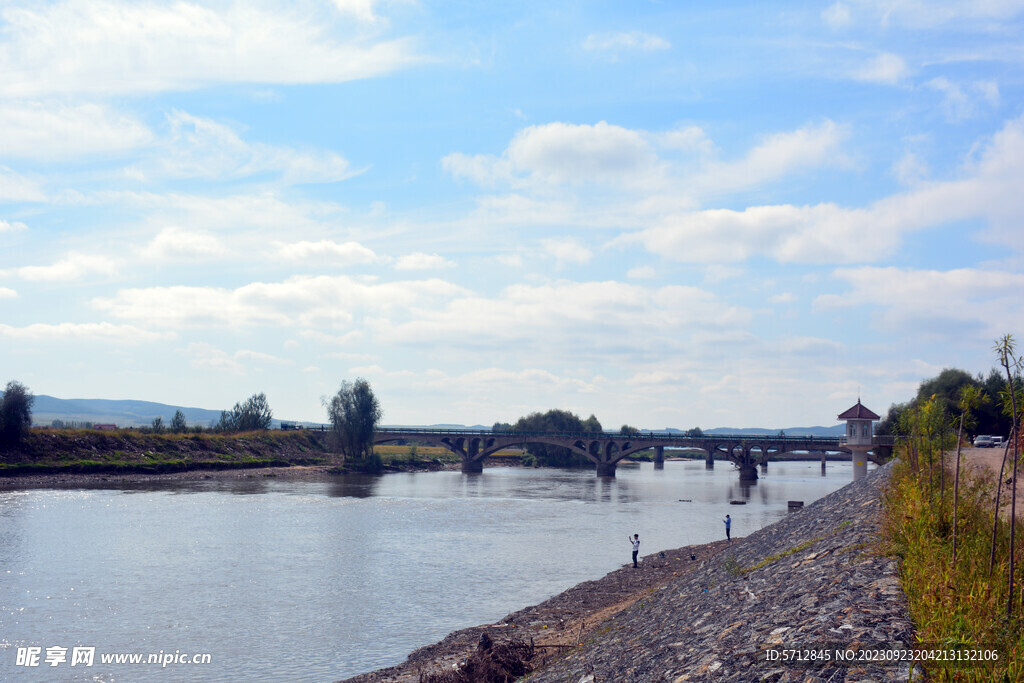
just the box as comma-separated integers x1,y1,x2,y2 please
2,0,1023,429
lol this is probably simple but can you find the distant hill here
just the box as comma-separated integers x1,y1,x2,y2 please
704,425,847,437
26,394,228,428
7,392,849,435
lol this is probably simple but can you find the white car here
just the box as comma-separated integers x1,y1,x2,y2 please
973,435,994,448
992,436,1004,448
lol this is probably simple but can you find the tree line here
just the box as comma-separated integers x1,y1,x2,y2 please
491,409,705,467
877,365,1017,440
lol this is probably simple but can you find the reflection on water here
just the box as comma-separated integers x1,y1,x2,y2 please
0,460,865,682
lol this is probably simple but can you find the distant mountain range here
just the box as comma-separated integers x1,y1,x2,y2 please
7,392,847,435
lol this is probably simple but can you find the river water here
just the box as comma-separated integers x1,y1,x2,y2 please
0,459,864,681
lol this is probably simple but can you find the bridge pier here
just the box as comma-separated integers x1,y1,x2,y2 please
653,446,664,470
705,450,714,468
461,459,483,473
596,462,617,477
738,463,758,481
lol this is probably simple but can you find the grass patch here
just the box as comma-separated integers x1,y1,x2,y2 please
742,537,823,574
881,454,1024,681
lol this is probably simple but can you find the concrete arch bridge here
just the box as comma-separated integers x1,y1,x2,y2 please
374,428,887,480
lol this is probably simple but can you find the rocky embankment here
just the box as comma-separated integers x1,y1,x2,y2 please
346,463,917,682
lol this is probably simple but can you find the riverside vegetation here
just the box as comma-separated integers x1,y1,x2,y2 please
880,335,1024,682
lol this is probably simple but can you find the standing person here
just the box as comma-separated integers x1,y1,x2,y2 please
629,534,640,568
723,514,732,541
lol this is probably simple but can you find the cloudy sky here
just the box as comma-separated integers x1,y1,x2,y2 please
1,0,1022,429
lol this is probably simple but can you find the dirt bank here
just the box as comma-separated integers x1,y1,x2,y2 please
960,445,1024,518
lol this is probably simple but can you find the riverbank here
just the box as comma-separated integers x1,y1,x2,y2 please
343,463,921,682
0,429,482,484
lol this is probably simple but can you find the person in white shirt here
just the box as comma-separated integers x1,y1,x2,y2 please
629,534,640,568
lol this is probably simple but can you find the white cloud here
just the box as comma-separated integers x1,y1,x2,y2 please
182,342,244,374
0,101,153,159
623,203,894,264
93,274,468,328
88,191,348,236
542,238,593,267
0,1,421,97
331,0,384,23
446,121,665,191
155,110,356,184
494,253,524,268
852,53,908,85
0,287,18,299
277,240,380,266
704,265,745,283
507,121,662,188
822,2,852,28
18,253,119,282
0,167,46,202
625,114,1024,264
377,280,752,354
626,265,655,279
0,219,29,233
925,77,1000,121
141,226,226,261
427,367,602,395
234,349,291,365
695,120,849,195
394,252,455,270
656,125,716,157
582,31,671,54
892,151,930,185
843,0,1024,28
814,266,1024,340
0,321,165,343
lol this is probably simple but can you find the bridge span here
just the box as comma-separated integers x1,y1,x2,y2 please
374,428,891,480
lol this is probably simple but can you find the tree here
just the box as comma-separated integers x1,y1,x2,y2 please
952,384,985,562
620,424,640,436
151,416,165,433
170,410,187,433
216,410,235,432
0,380,34,447
324,379,382,461
511,409,603,468
992,335,1022,618
222,393,273,432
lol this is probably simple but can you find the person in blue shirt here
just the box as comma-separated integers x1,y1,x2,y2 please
723,514,732,540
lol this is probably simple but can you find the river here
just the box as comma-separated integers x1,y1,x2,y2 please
0,459,864,681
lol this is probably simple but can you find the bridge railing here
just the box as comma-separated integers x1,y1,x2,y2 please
376,427,849,443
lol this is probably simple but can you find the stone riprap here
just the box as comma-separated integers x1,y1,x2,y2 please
528,462,916,682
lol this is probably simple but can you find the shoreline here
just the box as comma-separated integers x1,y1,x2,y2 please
0,461,463,488
340,538,735,683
